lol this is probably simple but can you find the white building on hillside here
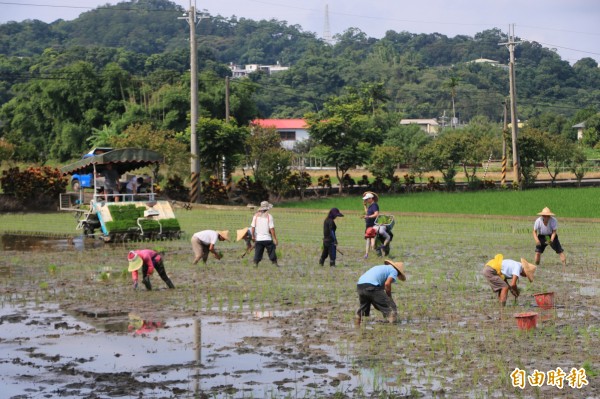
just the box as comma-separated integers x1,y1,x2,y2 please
229,62,289,78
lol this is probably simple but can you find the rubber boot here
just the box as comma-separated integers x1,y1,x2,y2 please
142,276,152,291
164,278,175,289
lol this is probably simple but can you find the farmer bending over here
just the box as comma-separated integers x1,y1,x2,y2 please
356,260,406,324
128,249,175,291
482,254,536,307
191,230,229,265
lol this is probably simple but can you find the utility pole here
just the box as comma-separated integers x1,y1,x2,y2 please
222,76,230,185
502,99,508,186
499,24,521,187
180,2,201,203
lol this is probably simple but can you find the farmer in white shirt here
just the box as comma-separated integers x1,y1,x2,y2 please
250,201,279,267
482,254,536,307
532,207,567,267
191,230,229,265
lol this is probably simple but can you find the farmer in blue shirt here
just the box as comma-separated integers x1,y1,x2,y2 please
356,260,406,324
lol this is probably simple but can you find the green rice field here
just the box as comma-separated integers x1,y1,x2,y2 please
0,188,598,398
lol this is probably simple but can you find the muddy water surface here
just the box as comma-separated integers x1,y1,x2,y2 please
0,302,372,398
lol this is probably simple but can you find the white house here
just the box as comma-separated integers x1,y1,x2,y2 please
229,62,289,79
251,119,309,150
400,119,439,136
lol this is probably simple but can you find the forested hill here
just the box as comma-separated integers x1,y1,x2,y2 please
1,0,599,163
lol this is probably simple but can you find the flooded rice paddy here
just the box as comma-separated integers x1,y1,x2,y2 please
0,303,373,398
0,210,599,398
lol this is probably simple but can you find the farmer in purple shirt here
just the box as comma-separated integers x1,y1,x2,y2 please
356,260,406,324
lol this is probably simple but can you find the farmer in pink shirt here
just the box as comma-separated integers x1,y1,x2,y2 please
128,249,175,291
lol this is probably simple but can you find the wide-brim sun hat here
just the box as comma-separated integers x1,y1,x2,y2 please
259,201,273,211
521,258,537,282
128,251,143,272
385,259,406,281
485,254,504,270
537,207,555,216
362,191,379,201
217,230,230,241
364,227,377,238
236,228,249,242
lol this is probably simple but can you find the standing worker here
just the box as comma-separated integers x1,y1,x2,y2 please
361,192,379,259
533,207,567,267
128,249,175,291
319,208,344,267
361,192,379,229
356,260,406,324
191,230,230,265
102,163,120,202
251,201,279,267
125,176,143,201
482,254,536,307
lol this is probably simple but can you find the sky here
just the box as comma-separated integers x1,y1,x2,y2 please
1,0,600,65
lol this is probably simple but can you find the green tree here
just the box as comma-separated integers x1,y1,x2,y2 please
244,126,292,198
110,123,189,179
383,124,431,165
581,114,600,149
367,145,404,190
306,92,379,193
196,118,248,180
417,132,467,189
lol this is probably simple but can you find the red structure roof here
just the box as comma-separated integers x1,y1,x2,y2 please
251,119,307,129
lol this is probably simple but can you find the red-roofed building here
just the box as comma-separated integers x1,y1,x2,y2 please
251,119,309,150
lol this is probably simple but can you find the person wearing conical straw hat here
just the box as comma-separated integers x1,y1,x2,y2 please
482,254,536,307
355,260,406,324
533,207,567,267
236,227,254,257
127,249,175,290
191,230,230,265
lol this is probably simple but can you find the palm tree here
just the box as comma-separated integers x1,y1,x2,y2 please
444,76,461,128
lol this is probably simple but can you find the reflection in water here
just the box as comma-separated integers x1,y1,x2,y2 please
0,303,368,399
0,234,104,252
127,312,165,335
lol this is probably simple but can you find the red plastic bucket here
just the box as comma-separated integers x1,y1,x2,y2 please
533,292,555,310
515,312,538,330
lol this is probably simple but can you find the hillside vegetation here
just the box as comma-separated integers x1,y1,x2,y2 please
0,0,599,195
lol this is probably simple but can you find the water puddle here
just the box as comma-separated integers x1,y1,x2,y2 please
1,234,104,252
0,302,373,398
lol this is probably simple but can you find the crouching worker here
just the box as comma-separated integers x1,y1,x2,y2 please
356,260,406,324
191,230,230,265
128,249,175,291
236,227,254,258
482,254,535,307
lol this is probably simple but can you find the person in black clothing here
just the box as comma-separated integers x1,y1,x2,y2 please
319,208,344,267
